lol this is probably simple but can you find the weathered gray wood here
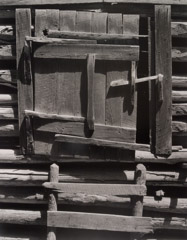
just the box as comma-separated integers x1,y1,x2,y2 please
47,164,59,240
0,25,15,44
47,211,152,233
43,182,146,196
0,107,18,119
0,0,186,6
24,110,84,121
0,70,17,83
16,9,32,154
55,134,149,151
172,47,187,62
87,53,95,130
0,123,18,136
34,119,136,142
106,13,123,127
46,29,147,40
172,76,187,89
132,164,146,217
35,10,47,37
0,45,16,59
91,12,107,125
172,91,187,102
172,120,187,133
172,104,187,115
172,22,187,38
0,94,17,105
155,5,172,155
0,209,186,231
34,43,139,61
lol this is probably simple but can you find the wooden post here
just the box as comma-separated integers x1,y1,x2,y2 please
155,5,172,155
47,164,59,240
132,164,146,216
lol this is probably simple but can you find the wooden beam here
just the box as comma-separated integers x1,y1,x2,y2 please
34,119,136,143
172,121,187,133
0,70,17,83
0,45,16,60
172,76,187,88
172,104,187,116
46,29,147,40
172,47,187,62
155,5,172,155
172,22,187,38
16,9,32,154
34,43,139,61
43,182,147,196
0,94,17,105
104,0,187,5
55,134,150,151
173,91,187,102
47,211,152,233
0,107,18,119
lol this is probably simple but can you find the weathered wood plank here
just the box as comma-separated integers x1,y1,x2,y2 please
47,211,152,233
57,11,77,117
46,29,147,40
16,9,32,154
47,164,59,240
0,107,18,119
91,12,107,125
0,25,15,44
172,120,187,133
172,104,187,115
0,0,186,6
33,111,136,144
35,10,47,37
172,22,187,38
43,182,146,196
172,90,187,102
87,53,95,130
172,76,187,89
55,134,149,151
0,123,19,136
106,13,123,127
0,45,16,59
0,94,17,105
155,5,172,155
172,47,187,62
0,70,17,83
34,43,139,61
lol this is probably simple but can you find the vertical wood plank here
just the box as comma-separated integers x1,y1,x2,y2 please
87,53,95,130
47,164,59,240
16,8,32,154
122,15,139,130
35,10,47,37
57,11,76,116
34,10,59,114
106,13,123,127
75,11,92,117
91,12,107,124
155,5,172,155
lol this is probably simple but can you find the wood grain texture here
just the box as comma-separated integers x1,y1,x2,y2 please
172,90,187,102
0,107,18,119
155,5,172,155
34,119,136,142
16,8,32,154
0,123,19,136
0,45,16,59
43,182,146,196
172,76,187,89
172,104,187,115
0,94,17,105
34,43,139,61
0,25,15,45
47,211,152,233
55,134,149,151
0,0,186,6
172,120,187,133
172,47,187,62
172,22,187,38
0,70,17,83
91,12,107,125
